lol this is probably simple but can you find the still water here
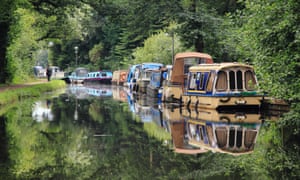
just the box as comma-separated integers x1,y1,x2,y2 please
0,84,288,179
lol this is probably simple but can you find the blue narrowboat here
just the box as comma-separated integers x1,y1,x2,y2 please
134,62,164,94
84,70,113,84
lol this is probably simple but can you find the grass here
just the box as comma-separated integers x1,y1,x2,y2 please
0,80,66,107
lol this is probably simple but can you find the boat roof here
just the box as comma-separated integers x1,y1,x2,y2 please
113,69,127,73
141,62,164,69
189,62,254,72
174,52,213,61
88,70,112,74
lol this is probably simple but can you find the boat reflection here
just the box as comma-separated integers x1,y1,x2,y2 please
85,85,112,97
66,85,285,156
67,84,113,98
66,84,89,99
162,105,208,154
112,86,127,102
185,107,263,155
160,104,265,155
134,95,162,123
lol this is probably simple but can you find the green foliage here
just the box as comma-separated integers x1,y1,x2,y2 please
132,29,184,65
0,80,66,106
177,0,226,61
7,8,40,83
88,43,103,67
224,0,300,100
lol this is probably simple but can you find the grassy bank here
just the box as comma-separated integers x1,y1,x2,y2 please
0,80,66,107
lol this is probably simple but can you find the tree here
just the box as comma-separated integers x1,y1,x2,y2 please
176,0,226,61
132,25,185,65
225,0,300,101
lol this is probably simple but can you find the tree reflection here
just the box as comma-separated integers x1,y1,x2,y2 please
0,86,299,179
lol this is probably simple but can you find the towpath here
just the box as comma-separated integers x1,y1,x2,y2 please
0,79,48,93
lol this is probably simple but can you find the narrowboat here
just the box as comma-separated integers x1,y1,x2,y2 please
84,70,112,84
111,70,128,86
147,65,172,99
181,62,263,110
125,64,141,91
67,67,89,84
162,52,214,103
133,62,164,94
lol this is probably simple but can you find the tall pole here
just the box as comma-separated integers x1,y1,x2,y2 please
74,46,78,67
172,32,174,65
48,41,54,66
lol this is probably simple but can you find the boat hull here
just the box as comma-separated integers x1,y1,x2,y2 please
84,78,112,84
181,95,262,110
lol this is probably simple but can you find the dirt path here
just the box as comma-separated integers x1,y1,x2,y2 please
0,79,48,93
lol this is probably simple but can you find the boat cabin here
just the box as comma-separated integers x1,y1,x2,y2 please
112,70,128,86
84,71,113,84
125,64,141,90
162,52,213,102
186,63,258,95
68,67,89,84
134,62,164,93
182,62,262,110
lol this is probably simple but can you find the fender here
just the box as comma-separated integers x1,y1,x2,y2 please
220,97,230,103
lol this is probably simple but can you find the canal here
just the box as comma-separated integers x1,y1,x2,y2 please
0,84,296,179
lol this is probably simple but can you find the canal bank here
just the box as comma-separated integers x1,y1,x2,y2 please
0,80,66,107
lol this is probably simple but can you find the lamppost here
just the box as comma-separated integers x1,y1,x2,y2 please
74,46,78,67
171,32,174,65
47,41,54,66
165,32,175,65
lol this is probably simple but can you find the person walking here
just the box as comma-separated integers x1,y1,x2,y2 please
46,65,52,81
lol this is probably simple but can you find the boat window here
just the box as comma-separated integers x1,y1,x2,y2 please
229,71,236,90
237,70,243,90
216,71,227,91
184,64,191,75
184,58,200,75
206,72,214,92
146,71,152,78
198,73,204,90
199,58,207,64
189,73,197,90
245,70,257,90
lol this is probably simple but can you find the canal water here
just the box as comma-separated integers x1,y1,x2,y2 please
0,84,291,179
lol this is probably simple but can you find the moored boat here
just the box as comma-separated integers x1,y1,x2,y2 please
67,67,89,84
134,62,164,94
181,62,263,110
112,70,128,86
125,64,141,91
147,65,171,99
162,52,214,103
84,70,112,84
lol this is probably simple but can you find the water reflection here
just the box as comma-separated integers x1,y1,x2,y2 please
183,108,262,155
32,99,54,122
130,91,284,156
0,84,292,179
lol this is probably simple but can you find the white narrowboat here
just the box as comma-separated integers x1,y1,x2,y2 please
181,62,263,110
